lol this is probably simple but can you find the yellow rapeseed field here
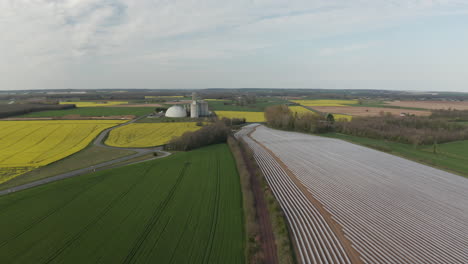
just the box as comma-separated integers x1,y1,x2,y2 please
288,106,351,120
289,106,317,115
333,114,353,121
105,122,202,148
0,120,126,184
60,101,128,107
291,99,358,107
215,111,265,122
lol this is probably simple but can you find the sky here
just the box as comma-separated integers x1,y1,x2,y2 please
1,0,468,92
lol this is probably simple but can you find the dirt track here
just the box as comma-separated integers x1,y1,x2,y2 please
237,138,279,264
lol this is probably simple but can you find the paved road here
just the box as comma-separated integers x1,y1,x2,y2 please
0,115,171,196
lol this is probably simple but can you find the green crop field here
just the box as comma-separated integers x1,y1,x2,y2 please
207,97,287,112
0,144,244,263
324,133,468,177
19,107,155,118
0,145,136,191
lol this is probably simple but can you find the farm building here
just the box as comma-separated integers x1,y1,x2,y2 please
164,92,210,118
190,92,209,118
165,105,187,118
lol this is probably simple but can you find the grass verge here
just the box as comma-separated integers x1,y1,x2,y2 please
0,145,136,190
227,137,262,263
228,136,296,263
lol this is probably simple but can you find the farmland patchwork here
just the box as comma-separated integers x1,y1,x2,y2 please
0,120,126,183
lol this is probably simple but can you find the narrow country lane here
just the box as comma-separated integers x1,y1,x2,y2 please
0,115,171,196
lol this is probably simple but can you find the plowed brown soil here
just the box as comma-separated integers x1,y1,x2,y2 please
384,100,468,110
310,106,431,117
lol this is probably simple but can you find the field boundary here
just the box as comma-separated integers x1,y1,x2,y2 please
228,136,281,263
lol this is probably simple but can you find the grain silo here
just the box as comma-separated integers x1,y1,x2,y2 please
190,101,199,118
199,101,209,116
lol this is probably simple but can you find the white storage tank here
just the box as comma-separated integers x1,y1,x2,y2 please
165,105,187,118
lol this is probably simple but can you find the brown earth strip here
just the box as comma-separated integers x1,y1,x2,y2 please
104,104,162,107
249,130,364,264
310,106,431,117
384,100,468,110
229,136,279,264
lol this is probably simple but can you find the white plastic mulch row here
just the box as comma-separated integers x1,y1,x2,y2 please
236,125,352,264
248,125,468,264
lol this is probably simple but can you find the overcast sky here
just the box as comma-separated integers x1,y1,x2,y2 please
1,0,468,91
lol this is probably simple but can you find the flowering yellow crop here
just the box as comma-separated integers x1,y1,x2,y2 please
0,120,126,184
59,101,128,107
289,106,317,115
215,111,265,122
333,114,353,121
105,122,202,148
291,99,358,107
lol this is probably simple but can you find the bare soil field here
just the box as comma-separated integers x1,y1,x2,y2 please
310,106,431,116
165,100,192,104
104,103,162,107
385,100,468,110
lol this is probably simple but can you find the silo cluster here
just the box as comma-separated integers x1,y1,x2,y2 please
189,92,210,118
190,100,209,118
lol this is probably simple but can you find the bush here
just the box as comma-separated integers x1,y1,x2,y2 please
165,121,230,151
265,105,332,133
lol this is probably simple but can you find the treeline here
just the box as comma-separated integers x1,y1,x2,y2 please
165,121,231,151
335,116,468,145
431,109,468,121
264,105,468,145
0,104,75,118
265,105,333,133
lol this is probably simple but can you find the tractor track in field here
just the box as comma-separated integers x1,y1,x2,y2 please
202,156,221,263
0,176,106,249
41,161,159,264
168,204,197,264
123,161,191,264
0,114,172,196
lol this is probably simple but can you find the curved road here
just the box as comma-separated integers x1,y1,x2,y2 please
0,115,171,196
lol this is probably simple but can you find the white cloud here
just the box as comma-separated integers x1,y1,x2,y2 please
0,0,467,90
